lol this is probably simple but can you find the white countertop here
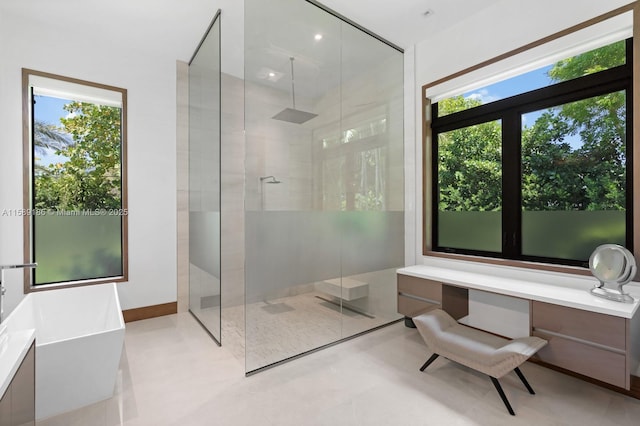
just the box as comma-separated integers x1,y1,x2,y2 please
398,263,640,319
0,328,35,398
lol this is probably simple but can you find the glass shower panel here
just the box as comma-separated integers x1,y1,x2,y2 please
336,23,404,338
244,0,342,372
189,13,221,344
244,0,404,373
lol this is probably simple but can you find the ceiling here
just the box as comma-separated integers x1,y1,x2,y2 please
1,0,503,62
318,0,502,49
1,0,504,102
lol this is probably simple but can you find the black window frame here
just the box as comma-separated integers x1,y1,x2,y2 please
430,38,633,268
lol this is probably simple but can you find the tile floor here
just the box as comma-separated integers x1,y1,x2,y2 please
227,292,401,372
37,312,640,426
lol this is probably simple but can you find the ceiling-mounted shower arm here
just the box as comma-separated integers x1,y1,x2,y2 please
289,57,296,110
271,57,317,124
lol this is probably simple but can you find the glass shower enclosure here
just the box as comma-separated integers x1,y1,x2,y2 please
188,11,222,344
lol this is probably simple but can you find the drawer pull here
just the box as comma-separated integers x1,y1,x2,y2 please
533,327,625,355
398,292,441,306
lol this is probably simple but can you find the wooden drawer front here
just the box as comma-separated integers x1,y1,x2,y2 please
397,275,442,302
533,331,627,389
398,294,440,318
532,301,625,350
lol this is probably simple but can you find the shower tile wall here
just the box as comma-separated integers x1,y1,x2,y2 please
244,81,314,212
219,71,318,361
221,72,245,311
220,72,316,308
243,78,316,303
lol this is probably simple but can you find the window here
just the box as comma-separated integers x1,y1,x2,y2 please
315,108,390,211
22,69,128,287
431,39,632,267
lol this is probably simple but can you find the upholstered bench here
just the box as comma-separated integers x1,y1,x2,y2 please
413,309,547,415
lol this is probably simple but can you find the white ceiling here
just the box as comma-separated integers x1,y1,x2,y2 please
1,0,506,101
0,0,502,62
318,0,502,49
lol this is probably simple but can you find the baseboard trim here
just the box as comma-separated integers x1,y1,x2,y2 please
122,302,177,323
529,358,640,399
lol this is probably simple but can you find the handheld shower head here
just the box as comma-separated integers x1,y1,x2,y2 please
260,175,281,184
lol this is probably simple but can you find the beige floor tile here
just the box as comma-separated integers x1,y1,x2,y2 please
36,312,640,426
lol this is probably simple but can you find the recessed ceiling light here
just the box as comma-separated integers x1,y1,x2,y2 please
423,9,434,17
258,68,283,82
314,33,323,41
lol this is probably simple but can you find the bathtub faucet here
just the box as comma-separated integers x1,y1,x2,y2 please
0,263,37,324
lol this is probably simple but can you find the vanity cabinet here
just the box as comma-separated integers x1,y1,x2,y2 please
0,343,35,426
397,265,640,393
531,301,630,389
397,274,442,317
397,275,468,320
0,389,9,426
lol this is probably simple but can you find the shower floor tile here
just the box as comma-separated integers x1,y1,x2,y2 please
222,291,400,372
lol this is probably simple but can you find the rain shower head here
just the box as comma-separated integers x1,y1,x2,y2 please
272,108,317,124
272,57,318,124
260,175,281,184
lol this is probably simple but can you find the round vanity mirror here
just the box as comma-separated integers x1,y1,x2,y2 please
589,244,636,303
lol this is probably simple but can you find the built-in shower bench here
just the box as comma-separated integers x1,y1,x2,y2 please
316,277,368,301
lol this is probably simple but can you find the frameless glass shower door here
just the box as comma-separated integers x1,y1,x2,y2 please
189,11,222,344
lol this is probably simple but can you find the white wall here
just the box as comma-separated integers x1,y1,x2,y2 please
0,8,177,312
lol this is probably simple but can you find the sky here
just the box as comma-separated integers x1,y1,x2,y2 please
461,64,585,149
463,64,553,126
34,95,70,125
466,65,554,104
34,95,72,166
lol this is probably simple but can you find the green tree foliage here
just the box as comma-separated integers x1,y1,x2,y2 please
34,120,71,155
34,101,122,210
439,40,626,212
438,96,502,211
523,40,626,211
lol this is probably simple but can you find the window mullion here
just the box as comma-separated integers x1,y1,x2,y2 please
502,111,521,258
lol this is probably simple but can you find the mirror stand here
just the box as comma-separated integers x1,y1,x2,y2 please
589,244,636,304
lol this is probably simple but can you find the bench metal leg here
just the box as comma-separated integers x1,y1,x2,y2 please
420,353,439,372
490,376,515,416
514,367,535,395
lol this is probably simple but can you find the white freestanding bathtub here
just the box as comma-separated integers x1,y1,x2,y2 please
2,283,125,420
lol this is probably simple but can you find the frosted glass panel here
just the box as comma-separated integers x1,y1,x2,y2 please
522,211,625,260
189,14,221,343
34,213,122,284
438,211,501,252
